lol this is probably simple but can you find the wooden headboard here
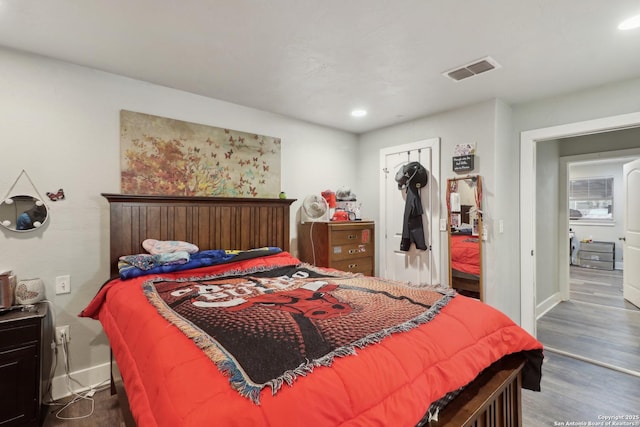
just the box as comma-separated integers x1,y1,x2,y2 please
102,194,296,277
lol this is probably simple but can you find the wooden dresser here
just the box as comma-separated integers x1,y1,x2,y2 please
298,221,375,276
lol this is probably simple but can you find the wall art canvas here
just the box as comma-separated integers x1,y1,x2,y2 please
120,110,281,198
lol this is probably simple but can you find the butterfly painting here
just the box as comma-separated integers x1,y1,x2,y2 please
119,110,281,198
46,188,65,201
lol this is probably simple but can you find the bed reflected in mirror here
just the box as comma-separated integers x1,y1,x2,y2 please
447,175,482,300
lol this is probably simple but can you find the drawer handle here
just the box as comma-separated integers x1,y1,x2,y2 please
348,234,357,239
348,249,359,254
348,264,358,269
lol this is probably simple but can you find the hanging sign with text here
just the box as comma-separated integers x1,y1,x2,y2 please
453,155,475,172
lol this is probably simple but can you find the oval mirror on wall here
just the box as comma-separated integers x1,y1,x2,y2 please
0,195,49,232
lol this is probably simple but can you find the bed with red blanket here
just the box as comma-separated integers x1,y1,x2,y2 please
449,233,480,277
81,194,543,427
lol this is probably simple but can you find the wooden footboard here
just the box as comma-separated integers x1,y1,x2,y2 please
451,270,481,299
427,354,525,427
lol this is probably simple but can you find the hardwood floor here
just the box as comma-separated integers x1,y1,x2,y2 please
538,266,640,375
528,266,640,424
537,300,640,374
522,351,640,425
568,265,638,310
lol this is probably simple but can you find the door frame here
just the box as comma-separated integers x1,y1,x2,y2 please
520,111,640,335
379,138,440,283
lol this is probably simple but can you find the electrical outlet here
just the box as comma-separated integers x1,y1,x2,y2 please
55,275,71,294
55,325,70,344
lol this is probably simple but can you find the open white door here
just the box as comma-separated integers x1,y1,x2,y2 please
623,158,640,308
379,138,440,285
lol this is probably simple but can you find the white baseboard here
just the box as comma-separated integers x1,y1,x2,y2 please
50,361,111,401
536,292,562,319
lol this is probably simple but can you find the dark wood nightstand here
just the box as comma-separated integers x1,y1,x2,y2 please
0,303,52,426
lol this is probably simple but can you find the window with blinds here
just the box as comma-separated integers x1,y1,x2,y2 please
569,177,614,221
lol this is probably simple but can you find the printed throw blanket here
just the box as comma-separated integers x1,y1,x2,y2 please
143,263,455,404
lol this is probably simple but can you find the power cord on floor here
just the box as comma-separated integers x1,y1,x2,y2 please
46,330,110,421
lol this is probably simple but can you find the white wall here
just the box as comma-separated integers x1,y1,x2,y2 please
536,141,560,303
0,47,358,397
489,99,518,317
559,126,640,157
513,77,640,133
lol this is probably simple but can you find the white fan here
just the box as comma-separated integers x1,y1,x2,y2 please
301,194,330,223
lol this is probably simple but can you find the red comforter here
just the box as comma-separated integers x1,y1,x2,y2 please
450,234,481,276
81,251,542,427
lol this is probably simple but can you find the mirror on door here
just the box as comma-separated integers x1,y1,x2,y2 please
447,175,483,300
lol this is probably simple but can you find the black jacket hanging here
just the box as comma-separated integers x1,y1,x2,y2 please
400,184,427,251
395,162,428,251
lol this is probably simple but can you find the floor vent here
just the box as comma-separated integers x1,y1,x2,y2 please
443,57,501,82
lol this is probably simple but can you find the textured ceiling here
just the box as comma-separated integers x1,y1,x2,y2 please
1,0,639,133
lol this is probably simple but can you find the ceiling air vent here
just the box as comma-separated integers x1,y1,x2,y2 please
443,56,501,82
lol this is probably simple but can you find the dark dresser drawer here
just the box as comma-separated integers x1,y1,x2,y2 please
0,322,40,348
331,257,373,275
330,242,372,262
331,228,371,246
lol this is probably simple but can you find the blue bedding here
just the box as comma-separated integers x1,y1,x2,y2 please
118,247,282,280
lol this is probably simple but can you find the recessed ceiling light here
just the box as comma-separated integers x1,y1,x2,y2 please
351,109,367,117
618,14,640,30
